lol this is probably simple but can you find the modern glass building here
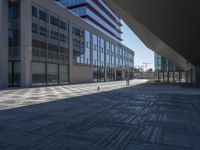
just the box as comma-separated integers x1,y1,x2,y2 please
0,0,134,88
56,0,123,42
154,53,186,83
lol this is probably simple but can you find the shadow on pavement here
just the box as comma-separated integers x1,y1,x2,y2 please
0,83,200,150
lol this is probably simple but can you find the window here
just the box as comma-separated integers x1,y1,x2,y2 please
32,22,38,35
32,62,46,86
85,31,90,65
47,63,58,85
60,33,66,42
40,26,46,36
32,6,37,17
39,10,46,21
59,65,69,84
50,15,59,26
60,20,67,30
50,30,59,40
32,22,38,30
74,27,80,36
8,1,20,20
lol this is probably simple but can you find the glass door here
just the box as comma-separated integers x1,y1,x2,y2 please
8,61,20,87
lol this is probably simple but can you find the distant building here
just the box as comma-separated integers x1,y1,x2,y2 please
0,0,134,88
154,53,185,82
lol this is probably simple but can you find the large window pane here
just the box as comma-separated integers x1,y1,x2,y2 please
8,61,20,87
39,10,47,21
47,63,58,85
59,65,69,84
32,62,46,86
32,6,37,18
13,62,20,86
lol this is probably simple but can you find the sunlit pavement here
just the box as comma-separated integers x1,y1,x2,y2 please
0,80,200,150
0,79,147,110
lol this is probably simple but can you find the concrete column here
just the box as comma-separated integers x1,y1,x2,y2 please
191,66,200,86
190,69,193,85
195,67,200,85
167,72,169,83
186,71,189,84
20,0,32,88
69,21,73,84
173,72,175,83
162,71,165,83
0,0,8,89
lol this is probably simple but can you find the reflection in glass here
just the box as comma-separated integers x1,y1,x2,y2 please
32,62,46,86
47,64,58,85
8,0,21,87
59,65,69,84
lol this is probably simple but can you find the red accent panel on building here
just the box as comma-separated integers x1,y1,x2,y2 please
86,4,122,34
81,15,122,41
67,3,122,34
92,0,123,26
102,0,120,20
67,1,123,27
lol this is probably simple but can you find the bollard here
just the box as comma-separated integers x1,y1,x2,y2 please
97,86,100,91
126,80,130,86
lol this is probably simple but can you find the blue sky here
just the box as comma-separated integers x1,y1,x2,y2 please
121,21,155,70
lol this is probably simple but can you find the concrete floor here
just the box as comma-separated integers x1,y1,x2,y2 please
0,80,200,150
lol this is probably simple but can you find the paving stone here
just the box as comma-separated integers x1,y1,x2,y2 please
0,80,200,149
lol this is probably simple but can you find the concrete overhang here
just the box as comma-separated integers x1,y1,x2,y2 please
107,0,200,70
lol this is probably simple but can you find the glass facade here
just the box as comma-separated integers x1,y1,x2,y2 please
155,53,181,72
72,26,91,66
92,35,134,82
93,35,98,82
105,41,111,81
154,53,185,83
55,0,134,83
56,0,122,41
8,0,21,87
32,62,46,86
85,31,91,65
32,3,69,86
4,1,134,87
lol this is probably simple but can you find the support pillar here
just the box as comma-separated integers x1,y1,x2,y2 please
20,0,32,87
173,72,175,83
191,66,200,86
0,0,8,89
162,71,165,83
69,21,73,84
186,71,189,84
191,69,193,86
167,71,170,83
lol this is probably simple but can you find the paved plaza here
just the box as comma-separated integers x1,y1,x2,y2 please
0,80,200,150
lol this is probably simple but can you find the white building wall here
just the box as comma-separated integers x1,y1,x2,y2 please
0,0,8,88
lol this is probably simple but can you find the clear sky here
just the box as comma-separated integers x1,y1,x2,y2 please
121,21,155,71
